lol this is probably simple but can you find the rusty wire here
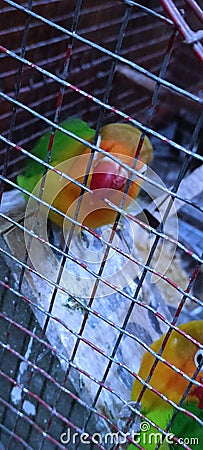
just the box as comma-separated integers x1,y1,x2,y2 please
0,0,203,449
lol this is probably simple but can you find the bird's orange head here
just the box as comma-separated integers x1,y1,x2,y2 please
132,320,203,413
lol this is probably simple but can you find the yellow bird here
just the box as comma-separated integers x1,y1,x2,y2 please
17,118,153,230
128,321,203,449
132,320,203,411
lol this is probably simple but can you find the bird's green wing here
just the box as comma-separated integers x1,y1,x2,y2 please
128,403,203,449
17,118,95,196
170,402,203,450
127,407,173,450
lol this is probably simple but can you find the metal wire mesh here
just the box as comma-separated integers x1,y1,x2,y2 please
0,0,203,449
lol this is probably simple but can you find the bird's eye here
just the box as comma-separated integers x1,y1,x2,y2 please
194,349,203,369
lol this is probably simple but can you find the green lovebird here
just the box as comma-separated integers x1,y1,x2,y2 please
17,118,153,229
128,321,203,449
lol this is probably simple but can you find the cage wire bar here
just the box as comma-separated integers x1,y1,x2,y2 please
0,0,203,449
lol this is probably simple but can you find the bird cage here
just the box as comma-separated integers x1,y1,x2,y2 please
0,0,203,449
